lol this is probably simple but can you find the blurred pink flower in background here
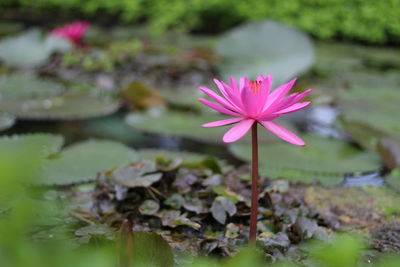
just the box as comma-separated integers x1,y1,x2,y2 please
49,21,90,46
199,75,312,145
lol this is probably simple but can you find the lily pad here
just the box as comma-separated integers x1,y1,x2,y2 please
41,140,138,185
0,73,64,99
216,20,314,83
0,133,64,157
0,29,71,68
1,92,120,120
230,135,381,185
137,149,208,163
339,87,400,141
125,110,228,143
0,112,15,131
0,74,120,119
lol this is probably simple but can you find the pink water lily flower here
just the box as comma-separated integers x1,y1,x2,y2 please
199,75,312,145
50,21,90,46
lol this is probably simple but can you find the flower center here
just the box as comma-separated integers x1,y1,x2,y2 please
250,80,262,95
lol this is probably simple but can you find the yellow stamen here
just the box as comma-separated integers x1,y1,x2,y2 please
250,80,262,94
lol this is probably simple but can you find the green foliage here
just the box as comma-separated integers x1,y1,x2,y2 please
2,0,400,43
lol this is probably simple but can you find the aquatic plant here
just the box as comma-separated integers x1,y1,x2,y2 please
199,74,312,244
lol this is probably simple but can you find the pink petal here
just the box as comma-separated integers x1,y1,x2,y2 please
213,79,244,111
293,89,312,103
241,83,258,116
239,77,247,91
263,78,296,113
198,98,241,117
229,77,240,92
274,101,311,115
256,74,265,82
257,114,280,121
223,119,255,143
255,74,272,113
199,86,241,113
259,121,305,146
202,117,243,127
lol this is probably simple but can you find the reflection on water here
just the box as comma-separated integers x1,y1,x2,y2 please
341,171,385,187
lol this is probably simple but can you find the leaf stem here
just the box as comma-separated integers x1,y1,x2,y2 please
249,122,259,245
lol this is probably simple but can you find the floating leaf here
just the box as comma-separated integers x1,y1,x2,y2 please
41,140,137,185
0,133,64,157
230,135,381,185
339,87,400,141
211,196,237,224
0,112,15,131
0,74,120,119
1,91,120,120
126,110,227,143
111,163,162,188
139,200,160,215
137,149,209,163
216,20,314,83
0,29,71,68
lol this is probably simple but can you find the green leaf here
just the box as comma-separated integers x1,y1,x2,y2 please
230,135,381,185
130,232,174,267
0,133,64,157
40,140,138,185
211,196,237,224
339,87,400,141
0,74,120,119
112,165,162,188
137,149,210,163
216,20,314,84
139,200,160,215
0,73,64,99
0,29,71,68
126,110,228,143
